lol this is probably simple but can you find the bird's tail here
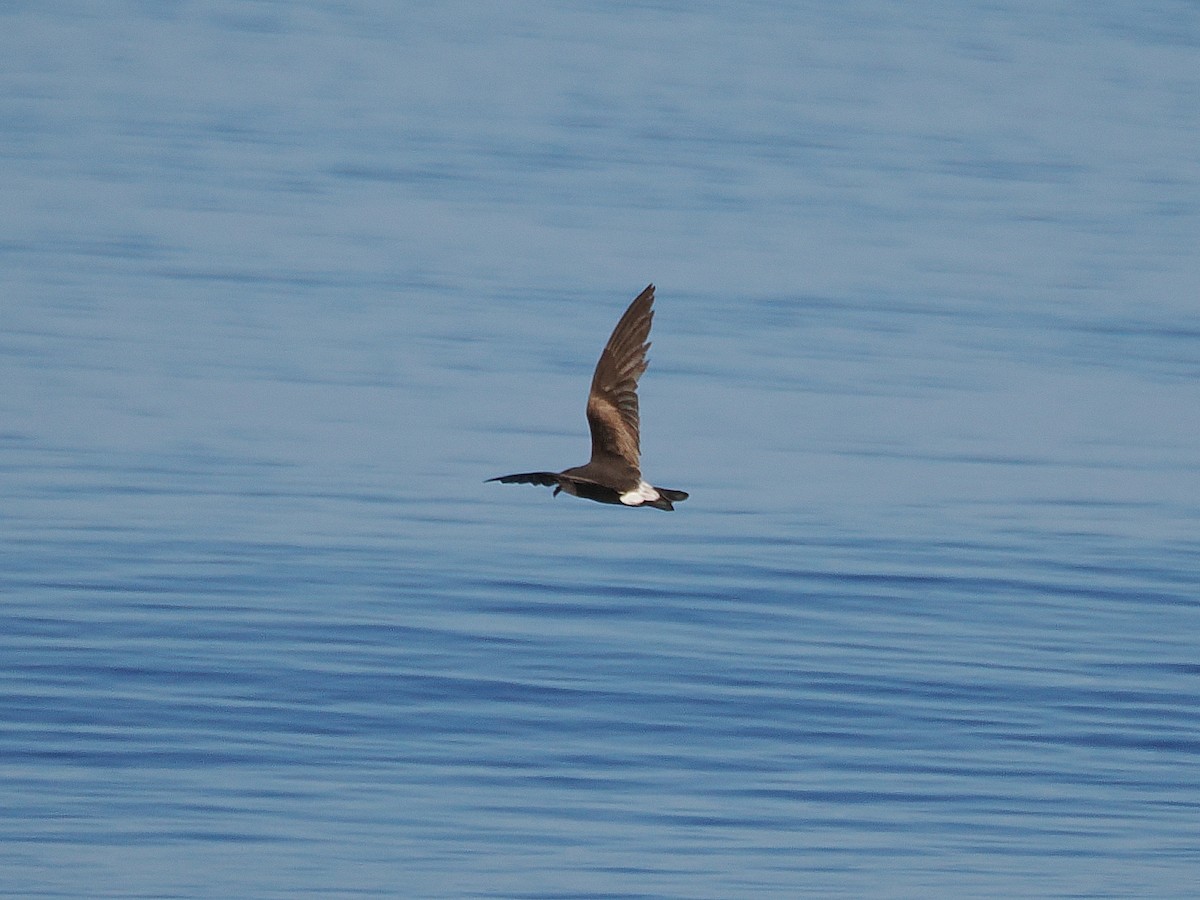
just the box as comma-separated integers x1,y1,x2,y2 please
647,487,689,510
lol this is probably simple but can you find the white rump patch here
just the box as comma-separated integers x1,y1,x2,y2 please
619,481,661,506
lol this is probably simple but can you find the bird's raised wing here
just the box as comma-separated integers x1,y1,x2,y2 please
585,284,654,473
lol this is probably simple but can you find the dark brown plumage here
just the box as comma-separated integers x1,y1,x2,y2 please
487,284,689,511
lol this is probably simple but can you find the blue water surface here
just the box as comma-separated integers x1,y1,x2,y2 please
3,2,1199,897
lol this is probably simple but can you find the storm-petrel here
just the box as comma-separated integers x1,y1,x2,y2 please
487,284,689,511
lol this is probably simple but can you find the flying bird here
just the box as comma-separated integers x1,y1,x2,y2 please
487,284,689,511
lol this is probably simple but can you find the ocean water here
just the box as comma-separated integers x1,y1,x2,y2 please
2,2,1199,897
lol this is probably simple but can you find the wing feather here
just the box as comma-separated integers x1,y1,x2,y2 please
585,284,654,472
485,472,560,486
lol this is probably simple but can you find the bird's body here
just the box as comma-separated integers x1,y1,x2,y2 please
487,284,688,511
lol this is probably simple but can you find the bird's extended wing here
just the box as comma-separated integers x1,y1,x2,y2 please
585,283,654,472
485,472,561,486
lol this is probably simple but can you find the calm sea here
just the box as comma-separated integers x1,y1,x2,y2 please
3,2,1199,897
